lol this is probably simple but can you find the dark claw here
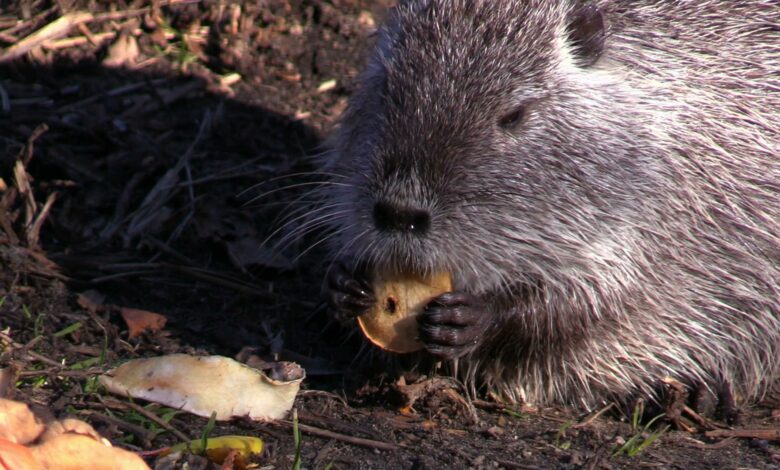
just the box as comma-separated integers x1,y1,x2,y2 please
716,380,740,424
418,291,490,360
328,262,374,320
684,379,740,424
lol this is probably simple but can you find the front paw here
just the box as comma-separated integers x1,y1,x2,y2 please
328,262,375,321
417,292,491,360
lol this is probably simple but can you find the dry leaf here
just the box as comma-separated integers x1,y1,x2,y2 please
119,308,168,339
100,355,304,421
39,419,105,444
0,398,45,445
0,438,42,470
31,433,149,470
103,33,140,67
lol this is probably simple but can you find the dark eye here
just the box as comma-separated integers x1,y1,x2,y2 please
498,106,527,130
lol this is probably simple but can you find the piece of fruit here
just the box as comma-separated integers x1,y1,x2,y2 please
168,435,264,465
358,272,452,353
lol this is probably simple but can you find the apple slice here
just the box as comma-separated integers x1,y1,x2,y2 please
357,272,452,353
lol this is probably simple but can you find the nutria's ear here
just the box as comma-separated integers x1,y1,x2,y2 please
566,2,606,67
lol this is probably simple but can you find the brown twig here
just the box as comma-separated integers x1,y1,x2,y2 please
0,12,94,63
682,405,720,431
705,428,780,440
274,420,400,452
0,5,58,38
573,403,615,429
494,461,547,470
0,331,63,368
17,367,105,378
27,191,57,249
43,31,115,50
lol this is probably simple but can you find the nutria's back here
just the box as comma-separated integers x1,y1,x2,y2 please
322,0,780,409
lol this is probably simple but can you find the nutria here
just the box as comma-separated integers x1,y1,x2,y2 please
321,0,780,413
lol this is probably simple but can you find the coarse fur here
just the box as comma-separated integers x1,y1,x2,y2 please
317,0,780,409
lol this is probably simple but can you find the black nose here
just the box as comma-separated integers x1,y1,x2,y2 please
373,201,431,235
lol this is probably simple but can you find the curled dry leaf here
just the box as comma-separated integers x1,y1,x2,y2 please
119,307,168,339
31,433,150,470
0,398,45,445
358,272,452,353
0,438,41,470
100,354,305,421
39,418,106,445
0,399,149,470
103,33,140,67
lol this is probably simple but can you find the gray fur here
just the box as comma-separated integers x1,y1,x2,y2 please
319,0,780,408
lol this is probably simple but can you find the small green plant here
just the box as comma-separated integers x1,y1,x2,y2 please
613,410,668,458
197,411,217,454
70,356,101,370
292,409,303,470
33,311,45,337
53,321,83,338
21,304,32,320
503,409,528,420
555,419,574,450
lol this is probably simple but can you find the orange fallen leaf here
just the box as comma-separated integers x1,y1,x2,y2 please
0,399,148,470
0,438,42,470
119,308,167,339
421,420,438,431
39,419,104,444
0,398,45,445
31,433,150,470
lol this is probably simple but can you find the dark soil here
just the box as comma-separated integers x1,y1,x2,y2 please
1,1,779,469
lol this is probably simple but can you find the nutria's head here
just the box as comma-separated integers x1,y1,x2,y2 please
323,0,666,295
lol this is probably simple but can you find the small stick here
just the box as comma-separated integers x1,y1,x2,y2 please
27,191,57,249
0,12,94,63
682,405,719,431
705,428,780,440
0,5,58,38
43,31,115,50
0,331,63,368
573,403,615,428
275,420,400,452
17,368,104,378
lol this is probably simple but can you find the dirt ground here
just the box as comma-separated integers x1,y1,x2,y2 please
1,1,779,469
